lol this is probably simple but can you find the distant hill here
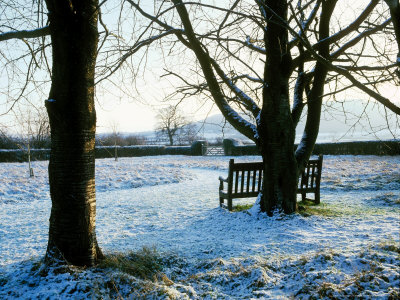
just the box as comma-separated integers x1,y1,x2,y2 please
118,102,397,143
192,108,397,143
193,114,251,142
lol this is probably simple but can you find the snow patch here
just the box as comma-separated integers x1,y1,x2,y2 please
0,155,399,298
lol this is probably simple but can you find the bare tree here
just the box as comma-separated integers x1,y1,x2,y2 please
12,106,50,176
127,0,400,215
1,0,166,266
0,0,51,120
16,109,36,177
44,0,104,266
176,122,200,145
21,108,50,149
1,0,104,266
155,105,193,145
383,0,400,79
110,120,120,161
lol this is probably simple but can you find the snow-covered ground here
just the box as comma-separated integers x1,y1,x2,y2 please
0,155,399,299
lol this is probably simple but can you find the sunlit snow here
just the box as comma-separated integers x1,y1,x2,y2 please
0,155,399,298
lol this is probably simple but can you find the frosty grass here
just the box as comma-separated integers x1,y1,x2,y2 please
0,155,399,299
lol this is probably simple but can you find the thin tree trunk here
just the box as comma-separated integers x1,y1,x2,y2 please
259,0,297,215
168,130,174,146
44,0,103,266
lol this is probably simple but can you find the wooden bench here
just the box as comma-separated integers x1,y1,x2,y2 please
219,155,323,211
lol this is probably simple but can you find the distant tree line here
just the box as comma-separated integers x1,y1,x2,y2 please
95,134,147,147
0,131,51,149
0,130,223,149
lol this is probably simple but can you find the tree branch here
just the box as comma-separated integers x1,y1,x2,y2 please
295,0,338,168
0,26,50,42
383,0,400,79
171,0,258,141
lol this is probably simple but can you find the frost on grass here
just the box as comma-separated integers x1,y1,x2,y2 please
0,242,398,299
322,155,400,192
176,242,400,299
0,155,399,298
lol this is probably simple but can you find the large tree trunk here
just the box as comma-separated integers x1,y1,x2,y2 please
44,0,103,266
258,0,298,215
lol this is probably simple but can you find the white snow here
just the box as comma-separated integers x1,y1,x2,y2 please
0,155,399,299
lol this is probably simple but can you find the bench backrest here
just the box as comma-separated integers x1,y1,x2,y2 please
228,160,263,197
299,154,323,192
228,155,323,196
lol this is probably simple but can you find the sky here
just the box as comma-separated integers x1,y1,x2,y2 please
93,0,399,138
0,0,399,140
96,99,157,133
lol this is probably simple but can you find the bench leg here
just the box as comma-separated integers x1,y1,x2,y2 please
228,197,233,211
301,192,306,201
219,180,225,207
315,190,320,204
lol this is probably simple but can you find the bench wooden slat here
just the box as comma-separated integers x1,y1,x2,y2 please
231,191,259,198
231,162,263,171
311,165,315,187
241,170,245,193
252,170,256,191
235,171,239,193
219,155,323,211
246,170,250,193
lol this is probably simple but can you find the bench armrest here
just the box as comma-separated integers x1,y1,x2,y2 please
219,176,228,182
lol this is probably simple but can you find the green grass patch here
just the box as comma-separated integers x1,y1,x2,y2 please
231,200,341,216
98,246,163,280
297,200,342,217
232,203,254,212
231,197,390,218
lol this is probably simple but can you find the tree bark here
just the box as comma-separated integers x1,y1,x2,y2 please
44,0,103,266
258,0,297,215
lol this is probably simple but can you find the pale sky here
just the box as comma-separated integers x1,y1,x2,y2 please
96,100,156,133
0,0,398,140
93,0,399,137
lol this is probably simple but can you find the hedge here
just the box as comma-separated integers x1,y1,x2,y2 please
223,139,399,156
0,139,398,163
